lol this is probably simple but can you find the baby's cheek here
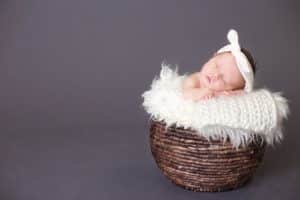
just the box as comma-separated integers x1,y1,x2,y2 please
213,80,226,91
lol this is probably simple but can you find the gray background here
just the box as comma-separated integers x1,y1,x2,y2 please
0,0,299,199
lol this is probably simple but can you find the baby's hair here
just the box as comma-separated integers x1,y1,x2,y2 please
240,47,257,75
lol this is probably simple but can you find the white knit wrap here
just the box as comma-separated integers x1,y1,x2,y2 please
141,64,290,147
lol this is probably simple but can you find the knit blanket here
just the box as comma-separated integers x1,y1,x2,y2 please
141,64,290,147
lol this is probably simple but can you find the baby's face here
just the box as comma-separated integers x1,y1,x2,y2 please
199,52,245,91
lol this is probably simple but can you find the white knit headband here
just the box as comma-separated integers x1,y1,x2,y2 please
217,29,254,92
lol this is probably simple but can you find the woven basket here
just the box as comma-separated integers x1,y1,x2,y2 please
149,119,266,192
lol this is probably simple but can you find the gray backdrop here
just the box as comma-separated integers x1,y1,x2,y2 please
0,0,299,199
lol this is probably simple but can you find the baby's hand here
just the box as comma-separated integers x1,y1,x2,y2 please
198,88,215,100
216,91,230,96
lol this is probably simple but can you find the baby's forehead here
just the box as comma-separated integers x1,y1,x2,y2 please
214,51,232,58
214,52,235,63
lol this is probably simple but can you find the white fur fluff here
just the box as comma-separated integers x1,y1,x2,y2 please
141,64,290,147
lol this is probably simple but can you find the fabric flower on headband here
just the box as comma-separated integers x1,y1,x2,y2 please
217,29,254,92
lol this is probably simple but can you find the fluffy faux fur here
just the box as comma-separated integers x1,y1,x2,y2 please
141,63,290,148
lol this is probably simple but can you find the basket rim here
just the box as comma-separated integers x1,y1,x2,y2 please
150,118,266,147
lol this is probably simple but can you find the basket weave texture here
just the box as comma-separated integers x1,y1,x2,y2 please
150,119,266,192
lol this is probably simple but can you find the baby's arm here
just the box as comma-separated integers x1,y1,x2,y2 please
182,72,202,90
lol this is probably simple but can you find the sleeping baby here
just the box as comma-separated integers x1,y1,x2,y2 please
182,29,256,101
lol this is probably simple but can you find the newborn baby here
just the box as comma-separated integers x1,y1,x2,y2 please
182,29,256,101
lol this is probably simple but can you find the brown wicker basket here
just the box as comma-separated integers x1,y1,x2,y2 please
149,119,266,192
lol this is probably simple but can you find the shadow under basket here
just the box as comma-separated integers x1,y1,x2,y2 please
149,119,266,192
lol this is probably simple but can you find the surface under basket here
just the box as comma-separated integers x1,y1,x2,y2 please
149,119,266,192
